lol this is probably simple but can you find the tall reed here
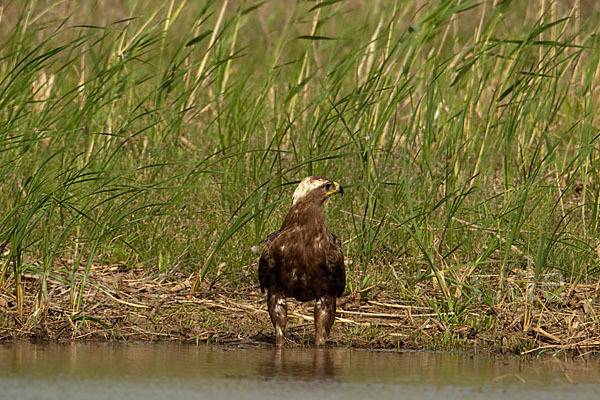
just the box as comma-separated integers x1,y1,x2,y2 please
0,0,598,316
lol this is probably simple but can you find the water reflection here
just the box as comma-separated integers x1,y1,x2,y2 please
1,342,599,400
260,347,337,380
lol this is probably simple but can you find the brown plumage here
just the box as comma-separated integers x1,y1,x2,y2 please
258,176,345,346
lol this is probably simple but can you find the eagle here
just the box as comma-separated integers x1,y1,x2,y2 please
259,176,345,346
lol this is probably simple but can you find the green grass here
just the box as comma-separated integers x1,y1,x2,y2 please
1,0,599,323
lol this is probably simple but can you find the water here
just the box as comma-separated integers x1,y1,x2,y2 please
1,342,599,399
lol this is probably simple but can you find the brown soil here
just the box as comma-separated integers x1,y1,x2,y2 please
1,264,599,357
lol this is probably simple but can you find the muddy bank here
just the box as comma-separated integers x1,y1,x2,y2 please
1,265,599,356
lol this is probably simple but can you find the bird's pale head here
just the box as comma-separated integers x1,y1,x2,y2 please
292,176,343,205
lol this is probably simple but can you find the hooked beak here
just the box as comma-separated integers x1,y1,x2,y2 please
327,181,343,197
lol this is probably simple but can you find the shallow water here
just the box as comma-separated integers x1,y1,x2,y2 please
1,342,599,399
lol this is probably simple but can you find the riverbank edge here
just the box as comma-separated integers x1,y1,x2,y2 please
1,266,599,357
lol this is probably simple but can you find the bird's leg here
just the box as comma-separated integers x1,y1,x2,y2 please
267,292,287,346
314,295,336,346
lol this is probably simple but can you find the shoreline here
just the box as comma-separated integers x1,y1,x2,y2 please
1,266,599,357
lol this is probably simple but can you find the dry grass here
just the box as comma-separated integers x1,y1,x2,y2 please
2,260,599,357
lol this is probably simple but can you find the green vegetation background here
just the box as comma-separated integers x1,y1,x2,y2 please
1,0,599,316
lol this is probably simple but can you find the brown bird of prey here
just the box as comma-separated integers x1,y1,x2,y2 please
259,176,345,346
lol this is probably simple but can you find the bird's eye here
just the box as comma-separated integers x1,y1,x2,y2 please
326,183,333,190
